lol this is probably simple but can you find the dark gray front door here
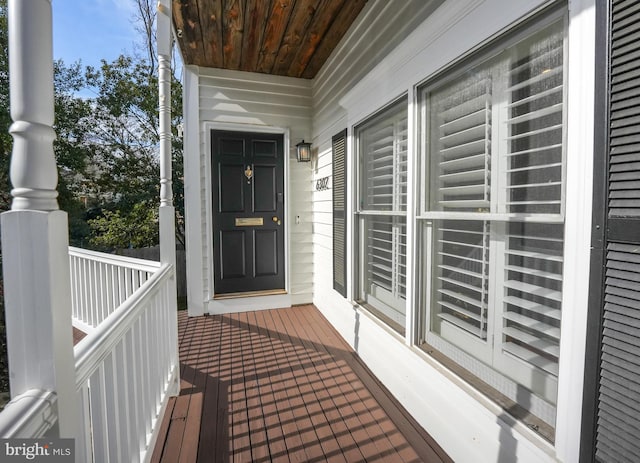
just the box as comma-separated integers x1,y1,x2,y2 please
211,130,285,295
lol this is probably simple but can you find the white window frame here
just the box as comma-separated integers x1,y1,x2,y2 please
338,1,595,457
355,97,409,331
417,9,568,426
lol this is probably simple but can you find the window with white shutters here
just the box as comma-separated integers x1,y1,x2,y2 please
356,98,408,332
420,15,566,425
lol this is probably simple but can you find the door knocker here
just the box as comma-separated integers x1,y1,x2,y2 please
244,165,253,183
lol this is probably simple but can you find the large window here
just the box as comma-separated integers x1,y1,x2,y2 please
356,98,408,333
419,15,565,430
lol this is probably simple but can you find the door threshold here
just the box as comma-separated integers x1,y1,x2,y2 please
214,289,287,300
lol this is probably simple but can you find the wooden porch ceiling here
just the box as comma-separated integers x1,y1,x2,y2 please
171,0,367,78
152,305,451,462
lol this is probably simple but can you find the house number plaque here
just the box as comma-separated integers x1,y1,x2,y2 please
315,176,330,191
235,217,264,226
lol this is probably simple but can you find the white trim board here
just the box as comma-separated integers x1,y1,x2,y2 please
183,65,205,317
202,121,292,312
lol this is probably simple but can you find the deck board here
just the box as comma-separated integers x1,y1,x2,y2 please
72,327,87,345
152,305,451,462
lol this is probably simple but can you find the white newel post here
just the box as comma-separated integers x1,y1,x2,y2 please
158,0,180,396
1,0,80,442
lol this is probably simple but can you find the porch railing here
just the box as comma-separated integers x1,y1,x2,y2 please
69,247,161,331
0,389,57,438
75,258,178,462
0,249,179,463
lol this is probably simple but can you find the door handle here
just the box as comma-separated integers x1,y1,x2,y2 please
272,216,281,225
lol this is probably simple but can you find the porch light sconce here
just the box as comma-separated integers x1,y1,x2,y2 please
296,140,312,162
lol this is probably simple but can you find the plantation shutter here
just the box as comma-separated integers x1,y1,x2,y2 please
362,109,408,212
429,73,492,338
426,18,566,410
430,73,492,212
501,222,563,378
595,1,640,461
361,103,408,303
499,26,565,380
365,216,407,301
333,129,347,297
435,220,490,340
356,98,408,329
505,27,564,215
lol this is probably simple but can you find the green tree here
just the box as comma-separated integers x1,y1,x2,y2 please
0,0,185,400
47,54,184,249
1,0,184,250
88,202,159,249
53,60,97,245
0,0,9,398
0,0,11,213
81,54,184,248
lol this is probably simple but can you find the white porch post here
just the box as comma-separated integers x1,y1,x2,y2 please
182,67,204,317
157,0,180,396
157,0,176,268
1,0,79,440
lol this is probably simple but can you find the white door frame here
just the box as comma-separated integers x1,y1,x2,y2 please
203,121,292,313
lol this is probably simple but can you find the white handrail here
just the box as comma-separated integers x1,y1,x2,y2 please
73,260,179,463
69,247,162,329
69,247,161,273
74,263,173,388
0,389,57,438
0,249,178,461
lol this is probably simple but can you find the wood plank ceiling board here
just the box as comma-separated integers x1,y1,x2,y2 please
271,0,323,76
172,0,208,66
288,0,346,78
301,0,366,78
195,0,223,68
240,0,271,72
222,0,244,69
172,0,368,79
256,0,296,74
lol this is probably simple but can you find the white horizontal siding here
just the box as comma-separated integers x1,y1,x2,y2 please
308,0,582,462
196,67,313,306
313,0,445,133
310,0,447,321
310,0,448,319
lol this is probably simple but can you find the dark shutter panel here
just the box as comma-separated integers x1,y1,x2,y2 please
597,243,640,462
333,129,347,297
594,1,640,461
609,0,640,221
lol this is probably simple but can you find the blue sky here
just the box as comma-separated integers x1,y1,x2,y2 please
52,0,139,69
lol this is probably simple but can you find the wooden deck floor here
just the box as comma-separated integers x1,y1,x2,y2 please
151,305,451,463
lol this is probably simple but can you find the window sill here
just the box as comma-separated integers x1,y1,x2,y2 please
355,300,406,337
417,342,555,444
